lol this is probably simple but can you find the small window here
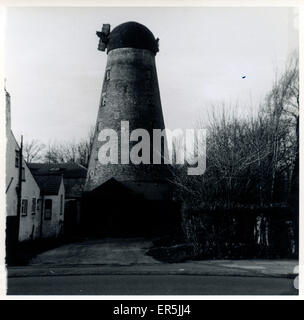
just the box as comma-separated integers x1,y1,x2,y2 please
37,199,41,213
21,199,28,216
101,97,106,107
31,198,36,215
60,195,63,215
44,199,52,220
105,69,110,81
15,150,20,168
22,167,25,181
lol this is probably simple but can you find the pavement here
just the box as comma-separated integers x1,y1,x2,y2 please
7,238,298,279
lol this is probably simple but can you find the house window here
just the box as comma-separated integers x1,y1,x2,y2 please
44,199,52,220
60,195,63,215
31,198,36,215
22,167,25,181
21,199,28,216
37,199,41,213
15,150,20,168
105,69,110,81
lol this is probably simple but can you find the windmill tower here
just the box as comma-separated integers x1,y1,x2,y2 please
85,22,172,197
83,22,177,236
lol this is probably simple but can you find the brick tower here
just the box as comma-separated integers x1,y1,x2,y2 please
83,22,178,237
85,21,172,198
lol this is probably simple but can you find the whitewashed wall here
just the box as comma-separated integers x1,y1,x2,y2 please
6,130,42,241
41,179,65,239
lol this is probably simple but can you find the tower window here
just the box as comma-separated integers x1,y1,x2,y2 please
106,69,110,81
101,97,106,107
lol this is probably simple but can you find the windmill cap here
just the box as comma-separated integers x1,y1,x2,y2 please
107,21,159,54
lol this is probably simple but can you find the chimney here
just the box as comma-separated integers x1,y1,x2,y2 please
5,88,11,130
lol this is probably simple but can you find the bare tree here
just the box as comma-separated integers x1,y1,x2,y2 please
170,54,299,258
77,126,95,168
43,126,95,167
263,54,299,201
23,139,45,163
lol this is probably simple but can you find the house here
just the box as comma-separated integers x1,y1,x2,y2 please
28,162,87,236
5,88,65,242
6,128,42,241
32,174,65,238
6,89,41,242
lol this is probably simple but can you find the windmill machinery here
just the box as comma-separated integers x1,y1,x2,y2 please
96,24,111,51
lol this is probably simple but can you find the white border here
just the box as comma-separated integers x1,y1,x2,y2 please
0,0,303,300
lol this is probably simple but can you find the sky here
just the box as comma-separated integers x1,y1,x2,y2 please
5,6,299,144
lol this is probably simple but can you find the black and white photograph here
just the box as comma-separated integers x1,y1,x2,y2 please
1,4,300,297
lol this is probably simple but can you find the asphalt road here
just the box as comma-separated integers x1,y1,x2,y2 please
7,274,298,295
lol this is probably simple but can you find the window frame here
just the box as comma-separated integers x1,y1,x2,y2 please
31,198,36,215
37,199,41,213
21,199,28,216
44,199,53,220
21,167,26,181
105,69,110,81
101,96,106,107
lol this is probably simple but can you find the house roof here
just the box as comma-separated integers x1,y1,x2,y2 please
86,178,137,197
28,163,87,179
34,175,63,196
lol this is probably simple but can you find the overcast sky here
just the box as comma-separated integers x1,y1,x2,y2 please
5,7,298,144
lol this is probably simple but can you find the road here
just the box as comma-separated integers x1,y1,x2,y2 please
7,274,297,295
6,238,298,295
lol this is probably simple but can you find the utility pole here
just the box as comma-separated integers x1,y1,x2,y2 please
16,135,23,243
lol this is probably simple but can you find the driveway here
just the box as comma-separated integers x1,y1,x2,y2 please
29,238,160,266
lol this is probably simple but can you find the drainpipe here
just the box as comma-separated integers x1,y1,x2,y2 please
16,135,23,243
40,194,44,239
